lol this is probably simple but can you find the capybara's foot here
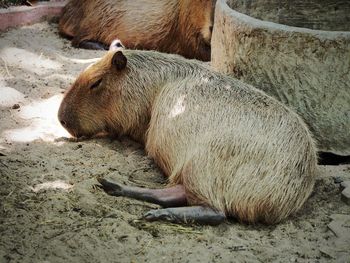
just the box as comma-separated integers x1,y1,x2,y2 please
143,206,226,225
97,177,187,207
97,177,124,196
78,40,109,50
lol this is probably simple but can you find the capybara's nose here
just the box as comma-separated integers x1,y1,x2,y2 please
58,114,76,135
60,120,67,128
58,108,71,130
58,102,70,129
58,106,80,136
58,113,73,130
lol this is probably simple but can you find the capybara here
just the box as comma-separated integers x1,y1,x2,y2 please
58,47,318,225
59,0,216,61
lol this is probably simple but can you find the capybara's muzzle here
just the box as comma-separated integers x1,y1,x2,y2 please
58,102,81,138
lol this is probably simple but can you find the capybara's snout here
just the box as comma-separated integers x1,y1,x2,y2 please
58,101,80,137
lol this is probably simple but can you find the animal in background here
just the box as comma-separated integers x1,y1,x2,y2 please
58,45,317,225
59,0,216,61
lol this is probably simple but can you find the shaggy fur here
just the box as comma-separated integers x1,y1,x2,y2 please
59,0,215,61
58,50,318,224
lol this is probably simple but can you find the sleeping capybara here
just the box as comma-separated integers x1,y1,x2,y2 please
59,0,216,61
58,47,318,225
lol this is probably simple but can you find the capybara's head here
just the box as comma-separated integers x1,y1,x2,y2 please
58,50,134,139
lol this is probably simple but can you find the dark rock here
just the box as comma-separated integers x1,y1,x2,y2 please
11,104,20,109
333,177,343,184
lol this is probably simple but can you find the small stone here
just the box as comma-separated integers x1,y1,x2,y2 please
319,249,335,259
11,104,20,109
333,176,343,184
340,180,350,190
341,187,350,205
328,214,350,238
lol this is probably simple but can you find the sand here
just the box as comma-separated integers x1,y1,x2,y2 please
0,22,349,263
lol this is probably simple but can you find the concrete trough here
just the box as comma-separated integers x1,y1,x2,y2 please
211,0,350,155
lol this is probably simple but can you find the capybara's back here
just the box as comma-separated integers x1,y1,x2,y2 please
58,50,318,224
59,0,215,61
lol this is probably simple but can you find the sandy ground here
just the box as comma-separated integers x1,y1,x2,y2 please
0,22,349,263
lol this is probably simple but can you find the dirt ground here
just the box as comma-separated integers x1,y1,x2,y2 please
0,22,349,263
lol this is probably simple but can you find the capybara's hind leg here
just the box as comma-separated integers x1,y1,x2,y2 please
97,177,187,207
144,206,226,225
76,40,109,50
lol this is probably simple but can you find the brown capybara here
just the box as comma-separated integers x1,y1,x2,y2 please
58,47,318,225
59,0,216,61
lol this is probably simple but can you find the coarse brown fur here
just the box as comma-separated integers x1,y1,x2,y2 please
58,49,318,224
59,0,215,61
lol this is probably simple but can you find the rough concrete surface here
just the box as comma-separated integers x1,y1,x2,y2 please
228,0,350,31
211,0,350,155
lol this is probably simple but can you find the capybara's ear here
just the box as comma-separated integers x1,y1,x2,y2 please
112,51,127,70
109,39,125,51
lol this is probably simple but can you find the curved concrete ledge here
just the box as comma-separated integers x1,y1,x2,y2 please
0,1,66,31
211,0,350,155
227,0,350,31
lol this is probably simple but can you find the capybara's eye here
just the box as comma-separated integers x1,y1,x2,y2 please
90,79,102,90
